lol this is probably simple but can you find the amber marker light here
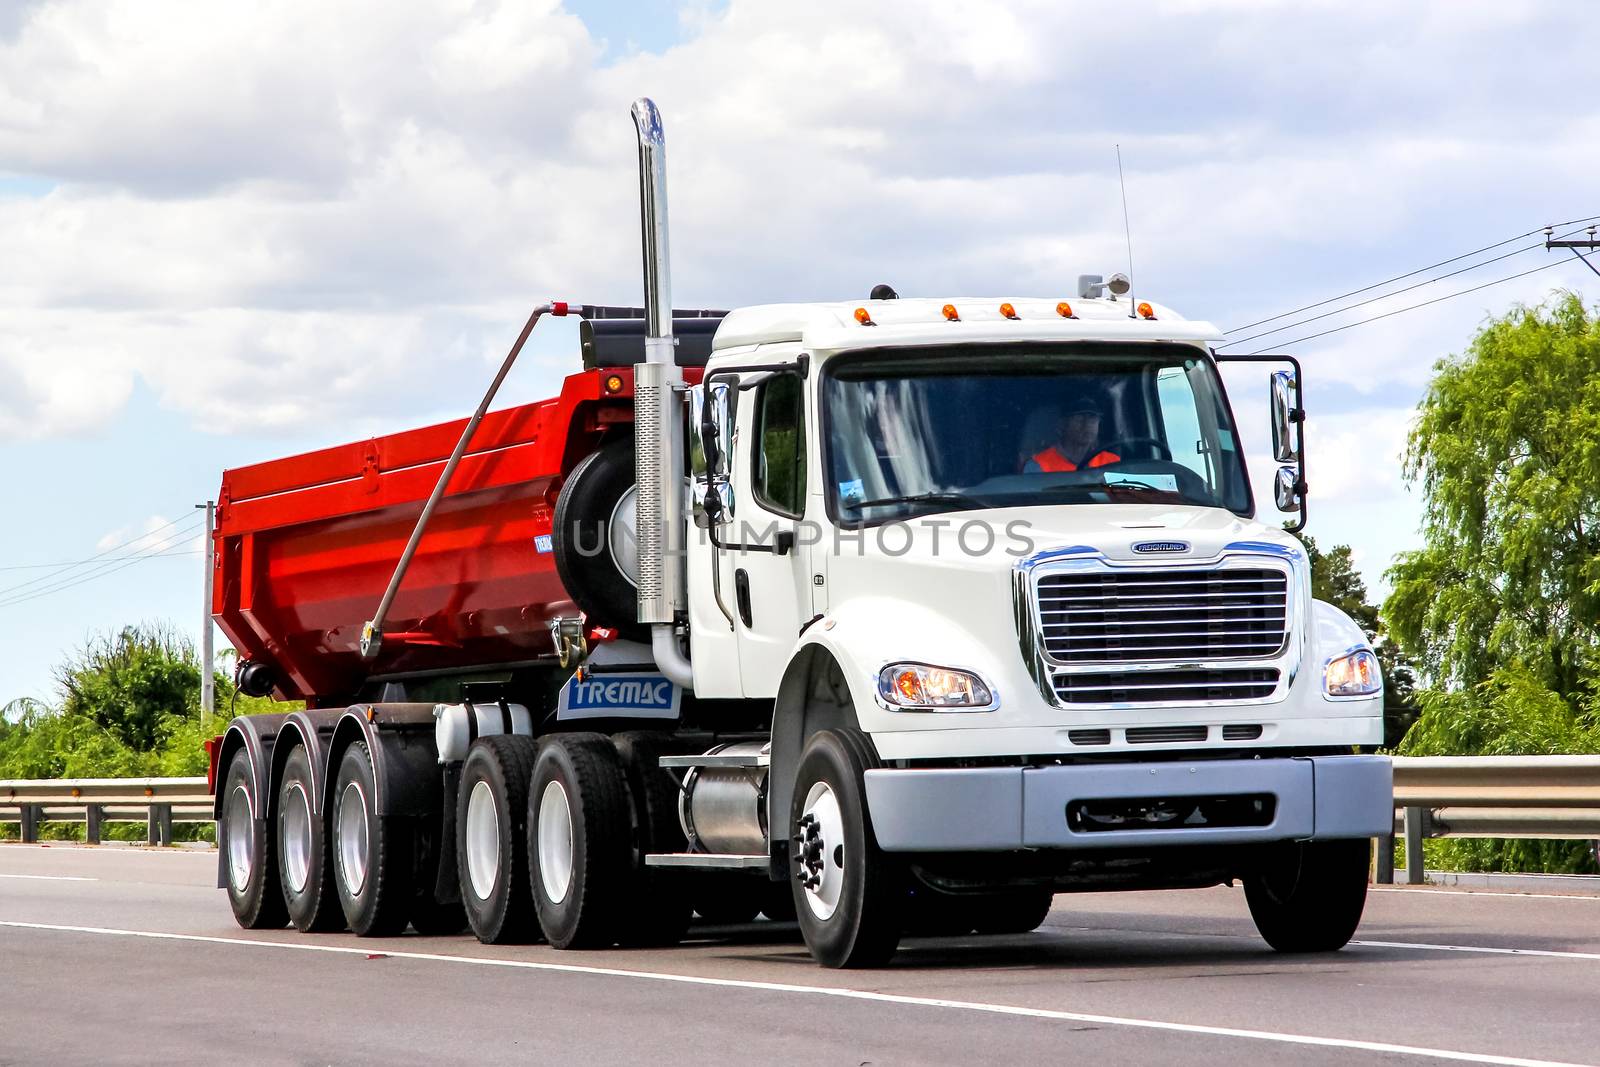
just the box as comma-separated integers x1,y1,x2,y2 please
1056,301,1076,319
999,302,1018,320
603,374,625,394
854,307,874,326
942,304,960,321
1137,302,1156,320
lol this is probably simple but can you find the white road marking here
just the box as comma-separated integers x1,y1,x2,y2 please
0,874,96,882
1370,887,1600,902
1354,939,1600,962
0,919,1589,1067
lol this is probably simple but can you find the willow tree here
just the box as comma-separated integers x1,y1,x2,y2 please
1385,294,1600,873
1386,293,1600,700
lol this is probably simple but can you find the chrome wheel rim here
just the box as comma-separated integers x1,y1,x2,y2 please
609,487,639,588
464,780,501,901
797,781,845,921
537,780,575,905
225,784,254,892
280,781,313,896
337,780,370,897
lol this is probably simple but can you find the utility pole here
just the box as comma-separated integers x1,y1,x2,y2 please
1545,226,1600,280
197,501,215,725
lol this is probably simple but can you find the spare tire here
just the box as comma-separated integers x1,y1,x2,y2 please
552,438,645,639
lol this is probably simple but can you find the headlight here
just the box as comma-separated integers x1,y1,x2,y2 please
1325,649,1381,697
878,663,994,710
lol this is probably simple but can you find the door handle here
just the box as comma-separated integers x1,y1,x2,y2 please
734,568,753,628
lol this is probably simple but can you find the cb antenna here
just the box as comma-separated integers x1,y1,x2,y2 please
1116,144,1137,318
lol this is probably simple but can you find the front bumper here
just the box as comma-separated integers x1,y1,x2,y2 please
862,755,1392,851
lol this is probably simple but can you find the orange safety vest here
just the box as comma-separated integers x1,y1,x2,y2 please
1032,446,1120,472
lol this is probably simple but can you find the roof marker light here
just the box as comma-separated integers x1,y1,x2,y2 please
854,307,875,326
603,374,625,394
1056,301,1077,319
999,302,1018,320
1137,302,1156,320
942,304,960,322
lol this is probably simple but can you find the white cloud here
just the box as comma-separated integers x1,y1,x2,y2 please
0,0,1596,597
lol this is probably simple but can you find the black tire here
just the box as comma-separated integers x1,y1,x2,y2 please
1245,838,1372,953
789,729,903,968
552,440,645,639
331,741,415,937
611,731,693,947
221,749,288,930
456,735,541,944
528,733,633,949
276,745,343,932
970,889,1055,935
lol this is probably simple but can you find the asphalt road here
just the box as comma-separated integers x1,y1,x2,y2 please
2,844,1598,1066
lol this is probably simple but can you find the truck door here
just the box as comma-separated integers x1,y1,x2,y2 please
731,368,812,697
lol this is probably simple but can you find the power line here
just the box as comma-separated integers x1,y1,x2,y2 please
1223,212,1600,335
1239,258,1567,355
0,548,206,572
0,527,206,609
1217,221,1599,351
0,511,200,599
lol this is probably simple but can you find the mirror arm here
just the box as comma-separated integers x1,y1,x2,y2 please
1211,350,1308,533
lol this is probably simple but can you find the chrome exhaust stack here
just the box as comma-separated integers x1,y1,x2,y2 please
630,97,693,686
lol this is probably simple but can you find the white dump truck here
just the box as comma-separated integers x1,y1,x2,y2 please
211,98,1390,968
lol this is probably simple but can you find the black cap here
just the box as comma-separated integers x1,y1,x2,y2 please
869,283,899,300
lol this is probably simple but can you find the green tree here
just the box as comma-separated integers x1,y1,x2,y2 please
1386,293,1600,696
1298,533,1418,747
1383,294,1600,874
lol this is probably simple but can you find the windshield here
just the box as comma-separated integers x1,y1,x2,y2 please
823,344,1252,523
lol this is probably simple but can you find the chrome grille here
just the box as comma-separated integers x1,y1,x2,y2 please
1052,667,1280,704
1037,567,1288,664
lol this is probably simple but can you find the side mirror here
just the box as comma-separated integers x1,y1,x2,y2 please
1269,370,1300,463
1274,466,1301,513
688,380,735,528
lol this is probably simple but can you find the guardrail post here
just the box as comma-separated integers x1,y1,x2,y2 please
148,803,173,846
85,804,103,845
1375,831,1395,884
20,803,40,844
1403,805,1425,885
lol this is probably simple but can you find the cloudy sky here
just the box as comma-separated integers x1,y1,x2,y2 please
2,0,1598,705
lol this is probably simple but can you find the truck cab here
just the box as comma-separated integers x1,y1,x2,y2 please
662,295,1389,963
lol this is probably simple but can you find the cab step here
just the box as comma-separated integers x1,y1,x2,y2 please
644,853,770,869
658,751,768,769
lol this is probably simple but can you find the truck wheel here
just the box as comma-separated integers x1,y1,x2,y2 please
528,733,632,949
971,889,1054,935
221,749,288,929
456,735,541,944
277,744,343,932
1245,838,1371,953
611,731,693,947
789,729,903,968
331,740,415,937
552,440,646,639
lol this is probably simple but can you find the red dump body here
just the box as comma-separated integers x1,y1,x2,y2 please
213,367,648,704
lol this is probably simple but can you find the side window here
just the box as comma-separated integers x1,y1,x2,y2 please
1155,365,1210,483
753,373,806,517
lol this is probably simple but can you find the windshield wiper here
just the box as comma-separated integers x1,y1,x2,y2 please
842,490,983,512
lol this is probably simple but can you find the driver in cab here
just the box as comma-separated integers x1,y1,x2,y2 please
1025,394,1121,473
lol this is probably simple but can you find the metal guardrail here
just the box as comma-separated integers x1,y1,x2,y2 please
3,758,1598,867
0,777,211,845
1379,756,1600,884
